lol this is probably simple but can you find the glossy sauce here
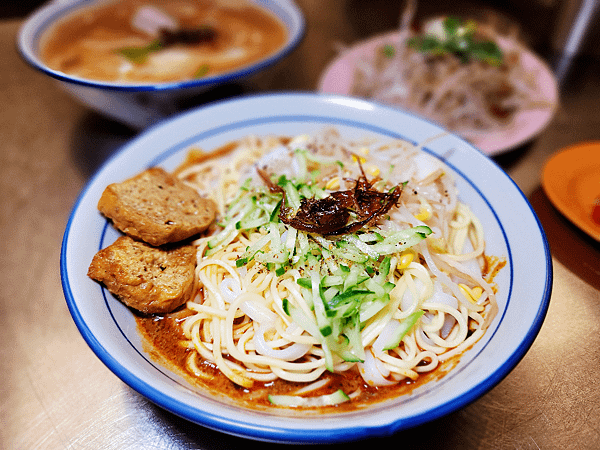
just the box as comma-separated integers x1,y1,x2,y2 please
136,311,461,412
40,0,288,83
133,143,501,411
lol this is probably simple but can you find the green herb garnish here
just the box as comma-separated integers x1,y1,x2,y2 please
407,16,503,66
382,44,396,58
116,39,163,64
116,25,217,65
193,64,210,78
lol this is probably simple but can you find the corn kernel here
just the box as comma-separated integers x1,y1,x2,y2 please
397,250,415,270
367,165,380,177
325,177,340,190
471,286,483,300
351,154,367,164
414,198,433,221
414,206,432,221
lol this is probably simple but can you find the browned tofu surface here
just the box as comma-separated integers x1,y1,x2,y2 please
97,167,216,246
88,236,197,314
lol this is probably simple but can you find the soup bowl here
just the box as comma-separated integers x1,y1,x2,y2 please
17,0,305,129
61,92,552,443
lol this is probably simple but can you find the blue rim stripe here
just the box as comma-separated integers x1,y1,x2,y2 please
18,0,305,92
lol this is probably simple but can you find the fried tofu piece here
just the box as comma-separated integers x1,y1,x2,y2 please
88,235,197,314
97,167,216,246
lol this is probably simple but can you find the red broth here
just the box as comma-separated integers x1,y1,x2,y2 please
136,311,460,412
40,0,288,83
133,251,505,411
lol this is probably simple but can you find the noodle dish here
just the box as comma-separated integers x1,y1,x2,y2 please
17,0,305,128
319,10,558,155
61,93,552,443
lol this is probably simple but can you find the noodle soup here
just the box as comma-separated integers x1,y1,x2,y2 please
96,128,503,411
40,0,288,83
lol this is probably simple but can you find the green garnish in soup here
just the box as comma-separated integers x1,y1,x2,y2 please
116,26,217,64
40,0,288,83
117,39,163,64
407,16,503,66
193,63,210,78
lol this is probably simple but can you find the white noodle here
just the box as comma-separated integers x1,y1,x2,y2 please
175,128,500,394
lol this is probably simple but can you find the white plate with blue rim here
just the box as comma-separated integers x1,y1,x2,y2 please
60,92,552,443
18,0,305,129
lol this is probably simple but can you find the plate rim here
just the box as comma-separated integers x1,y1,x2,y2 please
60,92,552,443
317,29,559,156
17,0,306,92
541,141,600,241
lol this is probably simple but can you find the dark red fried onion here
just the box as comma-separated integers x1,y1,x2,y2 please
158,26,217,47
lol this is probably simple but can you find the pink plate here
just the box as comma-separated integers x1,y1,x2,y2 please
318,31,559,156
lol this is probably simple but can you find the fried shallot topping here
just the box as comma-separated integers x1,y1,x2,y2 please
258,163,404,236
158,26,217,47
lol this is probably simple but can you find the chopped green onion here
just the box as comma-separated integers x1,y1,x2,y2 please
194,64,210,78
407,16,503,66
235,258,247,268
116,39,162,64
282,298,291,315
320,325,333,337
382,44,396,58
206,144,437,369
297,278,312,289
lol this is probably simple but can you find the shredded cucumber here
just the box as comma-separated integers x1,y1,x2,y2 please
209,156,432,369
268,389,350,408
280,177,301,211
383,310,425,351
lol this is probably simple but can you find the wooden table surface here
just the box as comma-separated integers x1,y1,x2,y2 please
2,2,600,448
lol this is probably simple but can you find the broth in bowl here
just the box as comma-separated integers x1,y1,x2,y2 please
40,0,288,83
